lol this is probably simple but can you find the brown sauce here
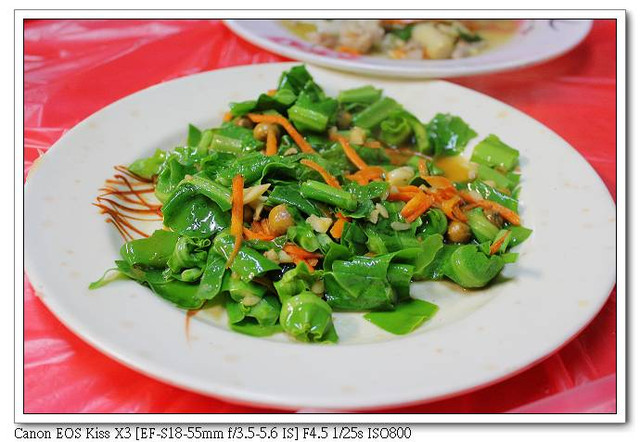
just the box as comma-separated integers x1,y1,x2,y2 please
94,165,162,241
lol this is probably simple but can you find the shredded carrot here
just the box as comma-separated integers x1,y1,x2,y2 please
364,140,382,149
330,132,369,170
452,204,468,223
247,113,315,154
387,184,420,202
294,259,317,272
400,192,432,223
482,201,521,226
260,218,275,236
345,166,385,185
265,128,278,156
283,243,323,260
301,159,342,189
440,195,465,222
330,213,349,239
385,147,416,165
223,112,233,122
243,227,276,241
424,175,455,190
267,89,277,97
418,158,429,179
459,191,520,226
335,46,362,55
226,174,245,268
387,192,418,202
489,232,509,255
396,185,421,193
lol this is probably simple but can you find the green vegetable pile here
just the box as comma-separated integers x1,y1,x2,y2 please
92,65,531,343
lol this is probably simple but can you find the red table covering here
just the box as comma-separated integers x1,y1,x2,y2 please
24,19,617,414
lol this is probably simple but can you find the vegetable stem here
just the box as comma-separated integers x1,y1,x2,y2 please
300,180,357,211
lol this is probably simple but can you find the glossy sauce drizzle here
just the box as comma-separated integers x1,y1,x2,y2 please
93,165,162,241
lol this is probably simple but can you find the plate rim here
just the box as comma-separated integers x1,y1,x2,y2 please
224,19,593,78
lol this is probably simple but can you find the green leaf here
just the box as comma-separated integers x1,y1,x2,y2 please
364,299,438,335
267,184,323,217
196,252,227,301
426,113,477,157
213,233,280,281
162,184,230,238
128,149,166,180
274,262,321,303
466,180,519,213
443,244,505,288
325,255,397,311
187,124,202,147
280,292,338,343
470,134,519,171
120,230,180,269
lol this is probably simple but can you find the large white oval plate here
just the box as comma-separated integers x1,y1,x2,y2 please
225,20,592,78
24,62,615,410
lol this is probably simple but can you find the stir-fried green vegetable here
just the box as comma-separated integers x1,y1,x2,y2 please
92,65,531,343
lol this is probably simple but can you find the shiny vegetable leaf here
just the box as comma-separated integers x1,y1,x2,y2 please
364,299,438,335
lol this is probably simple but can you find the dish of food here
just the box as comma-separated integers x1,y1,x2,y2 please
284,20,515,60
24,63,615,409
225,20,593,78
90,65,532,343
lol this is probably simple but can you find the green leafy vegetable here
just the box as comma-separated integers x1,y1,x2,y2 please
280,292,338,343
94,64,531,344
471,134,520,171
364,299,438,335
426,113,477,157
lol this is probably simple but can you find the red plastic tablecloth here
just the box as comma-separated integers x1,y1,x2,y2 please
24,19,617,414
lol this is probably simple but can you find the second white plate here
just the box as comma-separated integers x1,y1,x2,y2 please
225,19,592,78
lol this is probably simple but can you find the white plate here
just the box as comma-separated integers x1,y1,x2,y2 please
225,20,592,78
24,62,615,410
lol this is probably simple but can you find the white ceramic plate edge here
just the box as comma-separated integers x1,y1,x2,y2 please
224,20,593,78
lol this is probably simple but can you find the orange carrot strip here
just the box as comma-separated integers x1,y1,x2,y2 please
364,140,382,149
335,46,362,55
387,192,417,202
226,174,245,268
459,191,520,226
223,112,233,122
283,243,323,259
265,128,278,156
345,166,385,185
248,113,315,154
489,232,509,255
418,158,429,179
452,204,468,223
440,196,463,221
300,159,342,189
294,258,316,272
482,201,521,226
400,192,432,223
330,132,368,170
344,174,368,186
425,175,455,190
396,185,421,193
243,227,276,241
267,89,277,97
260,218,275,236
330,214,349,239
